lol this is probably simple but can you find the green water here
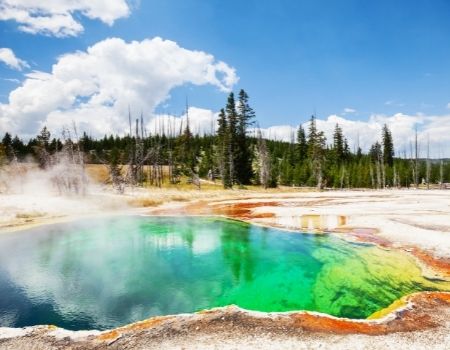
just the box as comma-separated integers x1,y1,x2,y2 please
0,216,448,330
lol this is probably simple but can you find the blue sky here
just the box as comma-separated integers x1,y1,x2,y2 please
0,0,450,154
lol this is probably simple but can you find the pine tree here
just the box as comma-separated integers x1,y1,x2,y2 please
370,141,383,188
1,132,13,161
217,108,232,188
37,126,51,150
280,151,293,186
332,123,348,166
268,153,279,188
178,115,196,174
307,115,326,189
356,146,362,160
0,144,6,166
296,125,307,163
235,89,255,184
382,124,394,167
225,92,238,185
35,126,51,169
12,135,26,160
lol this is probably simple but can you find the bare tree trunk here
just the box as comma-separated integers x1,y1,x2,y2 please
316,161,322,190
426,135,430,190
414,126,419,188
228,138,234,187
370,163,375,189
257,129,270,189
340,166,345,190
393,164,398,188
375,157,381,190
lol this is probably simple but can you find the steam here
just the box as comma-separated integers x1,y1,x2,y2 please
0,145,128,228
0,159,87,197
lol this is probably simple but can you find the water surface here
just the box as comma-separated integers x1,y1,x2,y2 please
0,216,448,330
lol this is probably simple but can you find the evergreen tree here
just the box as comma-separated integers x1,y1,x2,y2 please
307,115,326,189
369,141,383,188
279,151,293,185
296,125,307,163
0,144,6,166
382,124,394,167
225,92,238,185
332,123,345,165
369,142,382,162
1,132,13,161
50,138,63,153
1,88,448,190
217,108,232,188
12,135,26,160
235,89,255,184
356,146,362,160
35,126,51,168
178,116,196,173
37,126,51,150
268,152,279,188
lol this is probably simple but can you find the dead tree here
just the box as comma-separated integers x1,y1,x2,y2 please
94,151,125,194
414,127,419,188
369,163,375,189
50,125,88,196
257,128,270,189
340,166,345,190
426,135,430,190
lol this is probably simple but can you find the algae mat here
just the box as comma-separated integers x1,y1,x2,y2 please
0,216,448,330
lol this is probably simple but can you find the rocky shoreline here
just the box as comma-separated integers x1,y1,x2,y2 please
1,292,449,349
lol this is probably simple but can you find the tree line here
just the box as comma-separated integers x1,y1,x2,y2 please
1,88,449,190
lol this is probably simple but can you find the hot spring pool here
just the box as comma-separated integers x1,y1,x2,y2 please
0,216,449,330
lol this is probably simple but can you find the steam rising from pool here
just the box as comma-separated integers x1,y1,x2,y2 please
0,216,449,330
0,160,129,228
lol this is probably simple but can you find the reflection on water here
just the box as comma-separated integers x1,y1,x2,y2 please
299,214,347,230
0,216,448,331
273,214,347,230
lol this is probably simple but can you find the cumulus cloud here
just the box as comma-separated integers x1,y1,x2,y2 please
148,107,218,136
250,125,297,142
0,36,238,137
0,47,29,70
0,0,131,37
255,113,450,158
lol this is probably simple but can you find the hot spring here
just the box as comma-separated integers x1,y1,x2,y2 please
0,216,449,331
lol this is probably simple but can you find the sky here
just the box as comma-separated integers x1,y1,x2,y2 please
0,0,450,156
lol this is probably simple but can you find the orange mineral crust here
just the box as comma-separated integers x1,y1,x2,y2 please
93,292,450,345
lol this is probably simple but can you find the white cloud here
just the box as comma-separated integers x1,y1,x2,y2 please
254,113,450,158
249,125,297,142
0,48,29,70
343,107,356,114
384,100,404,107
446,103,450,109
0,0,131,37
0,37,238,138
3,78,21,83
147,107,218,137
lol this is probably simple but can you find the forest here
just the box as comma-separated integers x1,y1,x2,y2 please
1,89,449,191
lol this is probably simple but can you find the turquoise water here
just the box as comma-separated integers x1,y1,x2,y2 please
0,216,448,331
